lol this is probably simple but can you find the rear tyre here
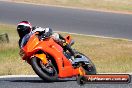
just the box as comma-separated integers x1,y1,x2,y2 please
30,57,58,82
77,76,87,85
83,63,96,75
78,53,97,75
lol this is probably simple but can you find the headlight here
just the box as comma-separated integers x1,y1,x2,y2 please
19,49,25,58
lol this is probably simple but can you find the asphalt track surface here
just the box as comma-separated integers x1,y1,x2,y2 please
0,75,131,88
0,1,132,39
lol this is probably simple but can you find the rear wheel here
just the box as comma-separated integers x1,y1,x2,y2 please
30,57,58,82
78,53,97,75
83,63,96,75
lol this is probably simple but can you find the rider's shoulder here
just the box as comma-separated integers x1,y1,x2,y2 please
32,26,42,30
31,26,45,33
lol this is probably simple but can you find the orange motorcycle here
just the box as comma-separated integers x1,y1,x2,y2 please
19,32,96,81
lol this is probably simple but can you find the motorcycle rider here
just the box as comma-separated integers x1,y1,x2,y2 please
17,21,79,61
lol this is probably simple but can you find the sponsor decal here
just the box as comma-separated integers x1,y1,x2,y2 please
77,74,131,85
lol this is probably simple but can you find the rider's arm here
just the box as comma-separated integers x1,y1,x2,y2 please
31,27,45,34
52,33,65,43
18,38,22,48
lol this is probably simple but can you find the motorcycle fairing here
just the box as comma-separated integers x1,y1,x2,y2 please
22,34,80,78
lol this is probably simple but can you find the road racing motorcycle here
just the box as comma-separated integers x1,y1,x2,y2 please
19,32,96,81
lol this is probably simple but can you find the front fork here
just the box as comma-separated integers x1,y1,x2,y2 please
34,54,48,65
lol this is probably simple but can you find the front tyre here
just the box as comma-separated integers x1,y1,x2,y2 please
30,57,58,82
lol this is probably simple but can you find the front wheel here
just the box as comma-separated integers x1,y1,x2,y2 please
30,57,58,82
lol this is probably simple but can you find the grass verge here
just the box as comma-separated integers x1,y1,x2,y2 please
12,0,132,13
0,24,35,75
0,23,132,75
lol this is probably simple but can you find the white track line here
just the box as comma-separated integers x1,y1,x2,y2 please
0,75,38,78
9,1,132,15
55,31,132,41
0,73,131,78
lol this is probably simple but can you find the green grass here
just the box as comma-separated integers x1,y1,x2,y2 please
12,0,132,13
0,24,35,75
0,23,132,75
63,33,132,73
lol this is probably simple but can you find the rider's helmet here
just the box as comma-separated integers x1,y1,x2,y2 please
17,21,32,39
